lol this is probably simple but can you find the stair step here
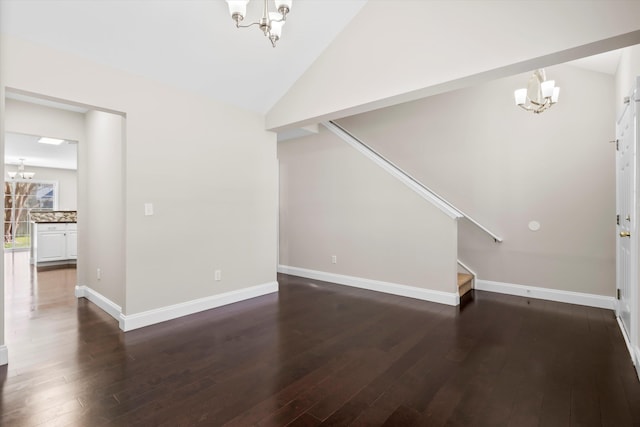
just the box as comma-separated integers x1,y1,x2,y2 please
458,273,473,297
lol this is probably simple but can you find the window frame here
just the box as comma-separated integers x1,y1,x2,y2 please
4,179,59,251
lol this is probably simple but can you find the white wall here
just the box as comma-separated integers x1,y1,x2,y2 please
3,165,77,210
1,35,278,325
334,64,615,297
267,1,640,130
4,98,84,141
279,126,458,294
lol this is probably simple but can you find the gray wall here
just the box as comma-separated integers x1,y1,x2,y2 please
335,64,615,296
4,99,85,141
1,34,278,320
280,64,615,298
83,110,125,308
279,126,459,293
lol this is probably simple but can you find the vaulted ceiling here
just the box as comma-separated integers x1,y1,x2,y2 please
0,0,367,114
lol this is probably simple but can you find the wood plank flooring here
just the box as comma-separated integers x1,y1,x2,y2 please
1,251,639,426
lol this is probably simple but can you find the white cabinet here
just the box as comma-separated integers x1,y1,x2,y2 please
66,226,78,259
32,223,78,265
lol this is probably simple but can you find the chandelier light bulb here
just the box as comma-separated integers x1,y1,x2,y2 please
551,87,560,103
275,0,292,17
226,0,249,24
514,88,527,106
269,12,285,42
540,80,555,98
514,69,560,114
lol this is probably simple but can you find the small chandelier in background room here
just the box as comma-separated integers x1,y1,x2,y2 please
514,69,560,114
225,0,292,47
7,159,35,180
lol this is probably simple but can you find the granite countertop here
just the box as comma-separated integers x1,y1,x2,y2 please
30,211,77,223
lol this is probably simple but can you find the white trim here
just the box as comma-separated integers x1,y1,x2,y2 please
618,316,640,381
0,345,8,366
617,316,636,364
75,285,122,321
119,281,279,332
457,259,477,278
278,265,459,306
475,280,615,310
635,346,640,381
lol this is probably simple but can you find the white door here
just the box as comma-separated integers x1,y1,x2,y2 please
616,94,637,345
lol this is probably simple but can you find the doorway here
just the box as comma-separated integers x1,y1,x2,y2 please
4,132,78,254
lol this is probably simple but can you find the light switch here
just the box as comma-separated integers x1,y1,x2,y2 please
144,203,154,216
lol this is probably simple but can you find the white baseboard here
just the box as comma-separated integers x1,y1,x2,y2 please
75,285,122,321
119,281,279,332
617,316,636,364
278,265,459,306
0,345,8,366
475,279,615,310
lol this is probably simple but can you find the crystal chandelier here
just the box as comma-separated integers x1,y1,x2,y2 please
514,69,560,114
225,0,292,47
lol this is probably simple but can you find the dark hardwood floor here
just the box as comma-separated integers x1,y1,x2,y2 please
1,251,639,426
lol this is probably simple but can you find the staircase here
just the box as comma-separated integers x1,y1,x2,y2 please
458,273,473,297
323,120,496,305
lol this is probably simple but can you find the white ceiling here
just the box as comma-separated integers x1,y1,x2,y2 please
5,132,78,170
567,48,623,75
0,0,368,114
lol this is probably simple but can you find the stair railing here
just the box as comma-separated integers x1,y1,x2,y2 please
323,120,503,243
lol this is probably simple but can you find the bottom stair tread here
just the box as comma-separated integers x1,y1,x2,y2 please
457,273,473,296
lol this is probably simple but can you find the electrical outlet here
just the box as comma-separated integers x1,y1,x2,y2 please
97,268,102,280
331,255,337,264
214,270,222,281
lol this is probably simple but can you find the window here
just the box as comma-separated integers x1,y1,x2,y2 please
4,180,57,250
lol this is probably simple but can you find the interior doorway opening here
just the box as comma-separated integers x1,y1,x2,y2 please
4,131,78,254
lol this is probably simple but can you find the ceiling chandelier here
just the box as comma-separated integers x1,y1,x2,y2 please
514,69,560,114
225,0,292,47
7,159,35,180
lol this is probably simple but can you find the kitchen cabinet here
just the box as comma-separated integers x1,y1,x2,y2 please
66,224,78,259
31,222,78,265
